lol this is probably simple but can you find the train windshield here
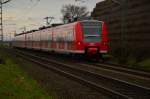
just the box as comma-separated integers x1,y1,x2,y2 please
81,21,102,42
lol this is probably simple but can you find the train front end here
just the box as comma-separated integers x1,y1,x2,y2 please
75,20,108,58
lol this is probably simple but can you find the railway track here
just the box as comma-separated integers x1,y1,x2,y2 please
43,50,150,80
11,49,150,99
93,63,150,78
22,49,150,84
24,48,150,79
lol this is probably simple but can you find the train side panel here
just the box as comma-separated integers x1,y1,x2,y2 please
100,22,108,53
12,20,108,56
74,22,84,53
50,23,77,53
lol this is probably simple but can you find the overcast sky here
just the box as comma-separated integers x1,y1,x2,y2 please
3,0,104,40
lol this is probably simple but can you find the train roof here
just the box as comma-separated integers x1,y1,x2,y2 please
15,23,63,36
15,29,39,36
15,19,103,36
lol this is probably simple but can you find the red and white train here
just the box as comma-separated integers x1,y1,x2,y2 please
13,20,108,57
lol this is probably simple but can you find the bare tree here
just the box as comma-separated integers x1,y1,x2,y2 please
61,4,89,23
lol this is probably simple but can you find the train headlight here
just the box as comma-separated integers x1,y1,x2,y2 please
103,42,108,46
77,42,81,45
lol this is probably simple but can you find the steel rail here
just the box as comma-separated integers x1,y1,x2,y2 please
94,63,150,78
15,48,150,79
13,49,132,99
13,49,150,98
28,51,150,91
19,48,150,79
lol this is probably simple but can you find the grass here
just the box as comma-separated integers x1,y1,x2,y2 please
0,50,52,99
137,59,150,70
105,54,150,71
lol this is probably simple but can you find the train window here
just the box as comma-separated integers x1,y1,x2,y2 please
81,21,102,42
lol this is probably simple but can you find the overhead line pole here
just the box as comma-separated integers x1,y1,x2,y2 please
0,0,11,42
44,16,54,26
